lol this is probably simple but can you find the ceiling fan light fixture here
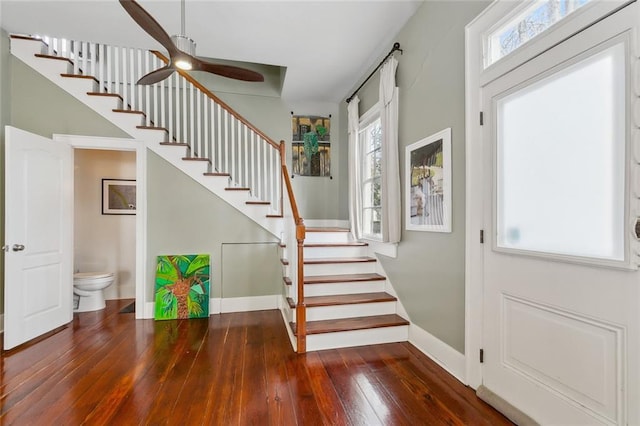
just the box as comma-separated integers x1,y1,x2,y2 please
171,34,196,57
175,59,192,70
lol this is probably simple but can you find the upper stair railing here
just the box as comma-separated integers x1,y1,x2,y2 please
38,36,282,214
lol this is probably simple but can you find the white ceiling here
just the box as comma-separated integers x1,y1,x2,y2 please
0,0,422,103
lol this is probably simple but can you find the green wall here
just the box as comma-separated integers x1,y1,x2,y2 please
343,1,490,353
146,150,280,302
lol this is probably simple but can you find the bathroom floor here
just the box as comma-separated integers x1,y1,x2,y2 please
0,300,512,425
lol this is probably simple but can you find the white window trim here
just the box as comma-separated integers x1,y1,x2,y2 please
464,0,637,389
359,102,383,241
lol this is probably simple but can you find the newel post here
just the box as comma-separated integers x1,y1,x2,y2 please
295,220,306,353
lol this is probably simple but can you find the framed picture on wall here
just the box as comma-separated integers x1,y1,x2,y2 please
405,128,452,232
102,179,136,215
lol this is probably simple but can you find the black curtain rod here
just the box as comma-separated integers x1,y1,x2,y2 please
346,42,403,104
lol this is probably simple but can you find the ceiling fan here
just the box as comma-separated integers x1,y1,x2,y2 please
119,0,264,85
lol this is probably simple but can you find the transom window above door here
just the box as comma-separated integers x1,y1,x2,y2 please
485,0,593,68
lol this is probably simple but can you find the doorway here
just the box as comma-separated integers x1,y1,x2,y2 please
55,134,147,319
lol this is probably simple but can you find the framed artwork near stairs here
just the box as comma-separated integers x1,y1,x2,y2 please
154,254,210,320
291,114,331,177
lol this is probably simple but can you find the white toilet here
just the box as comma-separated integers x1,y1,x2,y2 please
73,272,115,312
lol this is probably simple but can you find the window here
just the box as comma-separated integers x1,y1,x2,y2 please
486,0,593,67
495,42,626,260
359,109,382,239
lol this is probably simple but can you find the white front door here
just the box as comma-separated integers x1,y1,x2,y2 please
481,4,639,425
4,126,73,350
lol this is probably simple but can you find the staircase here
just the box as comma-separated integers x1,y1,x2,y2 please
280,228,408,352
9,33,410,353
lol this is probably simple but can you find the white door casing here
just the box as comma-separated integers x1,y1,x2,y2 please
4,126,73,350
466,1,640,425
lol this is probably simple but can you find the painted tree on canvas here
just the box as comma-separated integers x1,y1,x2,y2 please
155,254,210,320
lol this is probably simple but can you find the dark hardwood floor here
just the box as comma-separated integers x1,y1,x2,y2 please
0,300,512,425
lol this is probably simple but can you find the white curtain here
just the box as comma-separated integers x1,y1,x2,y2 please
379,56,401,243
347,95,363,240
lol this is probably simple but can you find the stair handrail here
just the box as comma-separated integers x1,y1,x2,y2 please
282,162,306,353
151,51,280,149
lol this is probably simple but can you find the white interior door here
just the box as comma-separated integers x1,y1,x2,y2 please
4,126,73,350
481,4,639,425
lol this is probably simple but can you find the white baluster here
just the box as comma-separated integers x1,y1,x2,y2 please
182,77,188,144
98,44,105,92
90,43,96,77
145,52,151,127
82,41,89,76
216,103,222,172
160,69,166,131
251,132,257,201
204,96,210,162
106,45,112,94
153,56,160,126
257,137,263,201
128,48,135,110
73,40,80,75
122,47,129,109
114,46,120,98
224,110,230,174
167,70,174,140
196,89,202,157
244,125,249,191
137,49,143,111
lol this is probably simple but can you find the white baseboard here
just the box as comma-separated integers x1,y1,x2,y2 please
143,302,155,319
142,296,279,319
220,295,279,313
409,323,467,384
304,219,350,228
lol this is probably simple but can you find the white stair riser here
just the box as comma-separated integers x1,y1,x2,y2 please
304,262,376,276
304,232,353,244
304,281,385,297
306,301,396,321
87,95,123,112
305,325,409,352
34,56,73,75
303,246,368,259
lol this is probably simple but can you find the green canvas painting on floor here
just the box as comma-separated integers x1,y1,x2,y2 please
155,254,210,320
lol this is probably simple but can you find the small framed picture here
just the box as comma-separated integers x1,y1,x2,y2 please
102,179,136,215
405,128,452,232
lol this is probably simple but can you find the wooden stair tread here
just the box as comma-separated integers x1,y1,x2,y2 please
305,227,350,233
286,297,296,309
304,273,385,284
305,292,396,307
280,258,289,265
291,314,409,335
267,214,283,218
11,35,44,42
160,142,189,147
246,201,270,205
60,73,98,82
304,257,376,265
304,242,368,248
283,277,292,286
136,125,168,132
35,54,72,64
203,172,230,176
87,92,123,100
182,157,210,162
225,187,250,191
113,108,145,115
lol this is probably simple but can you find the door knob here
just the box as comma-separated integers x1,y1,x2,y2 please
12,244,25,252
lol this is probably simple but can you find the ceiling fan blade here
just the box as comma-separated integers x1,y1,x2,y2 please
192,58,264,82
137,65,175,85
119,0,178,55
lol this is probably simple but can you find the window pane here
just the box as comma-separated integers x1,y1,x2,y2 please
363,207,381,236
487,0,592,67
496,43,625,260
